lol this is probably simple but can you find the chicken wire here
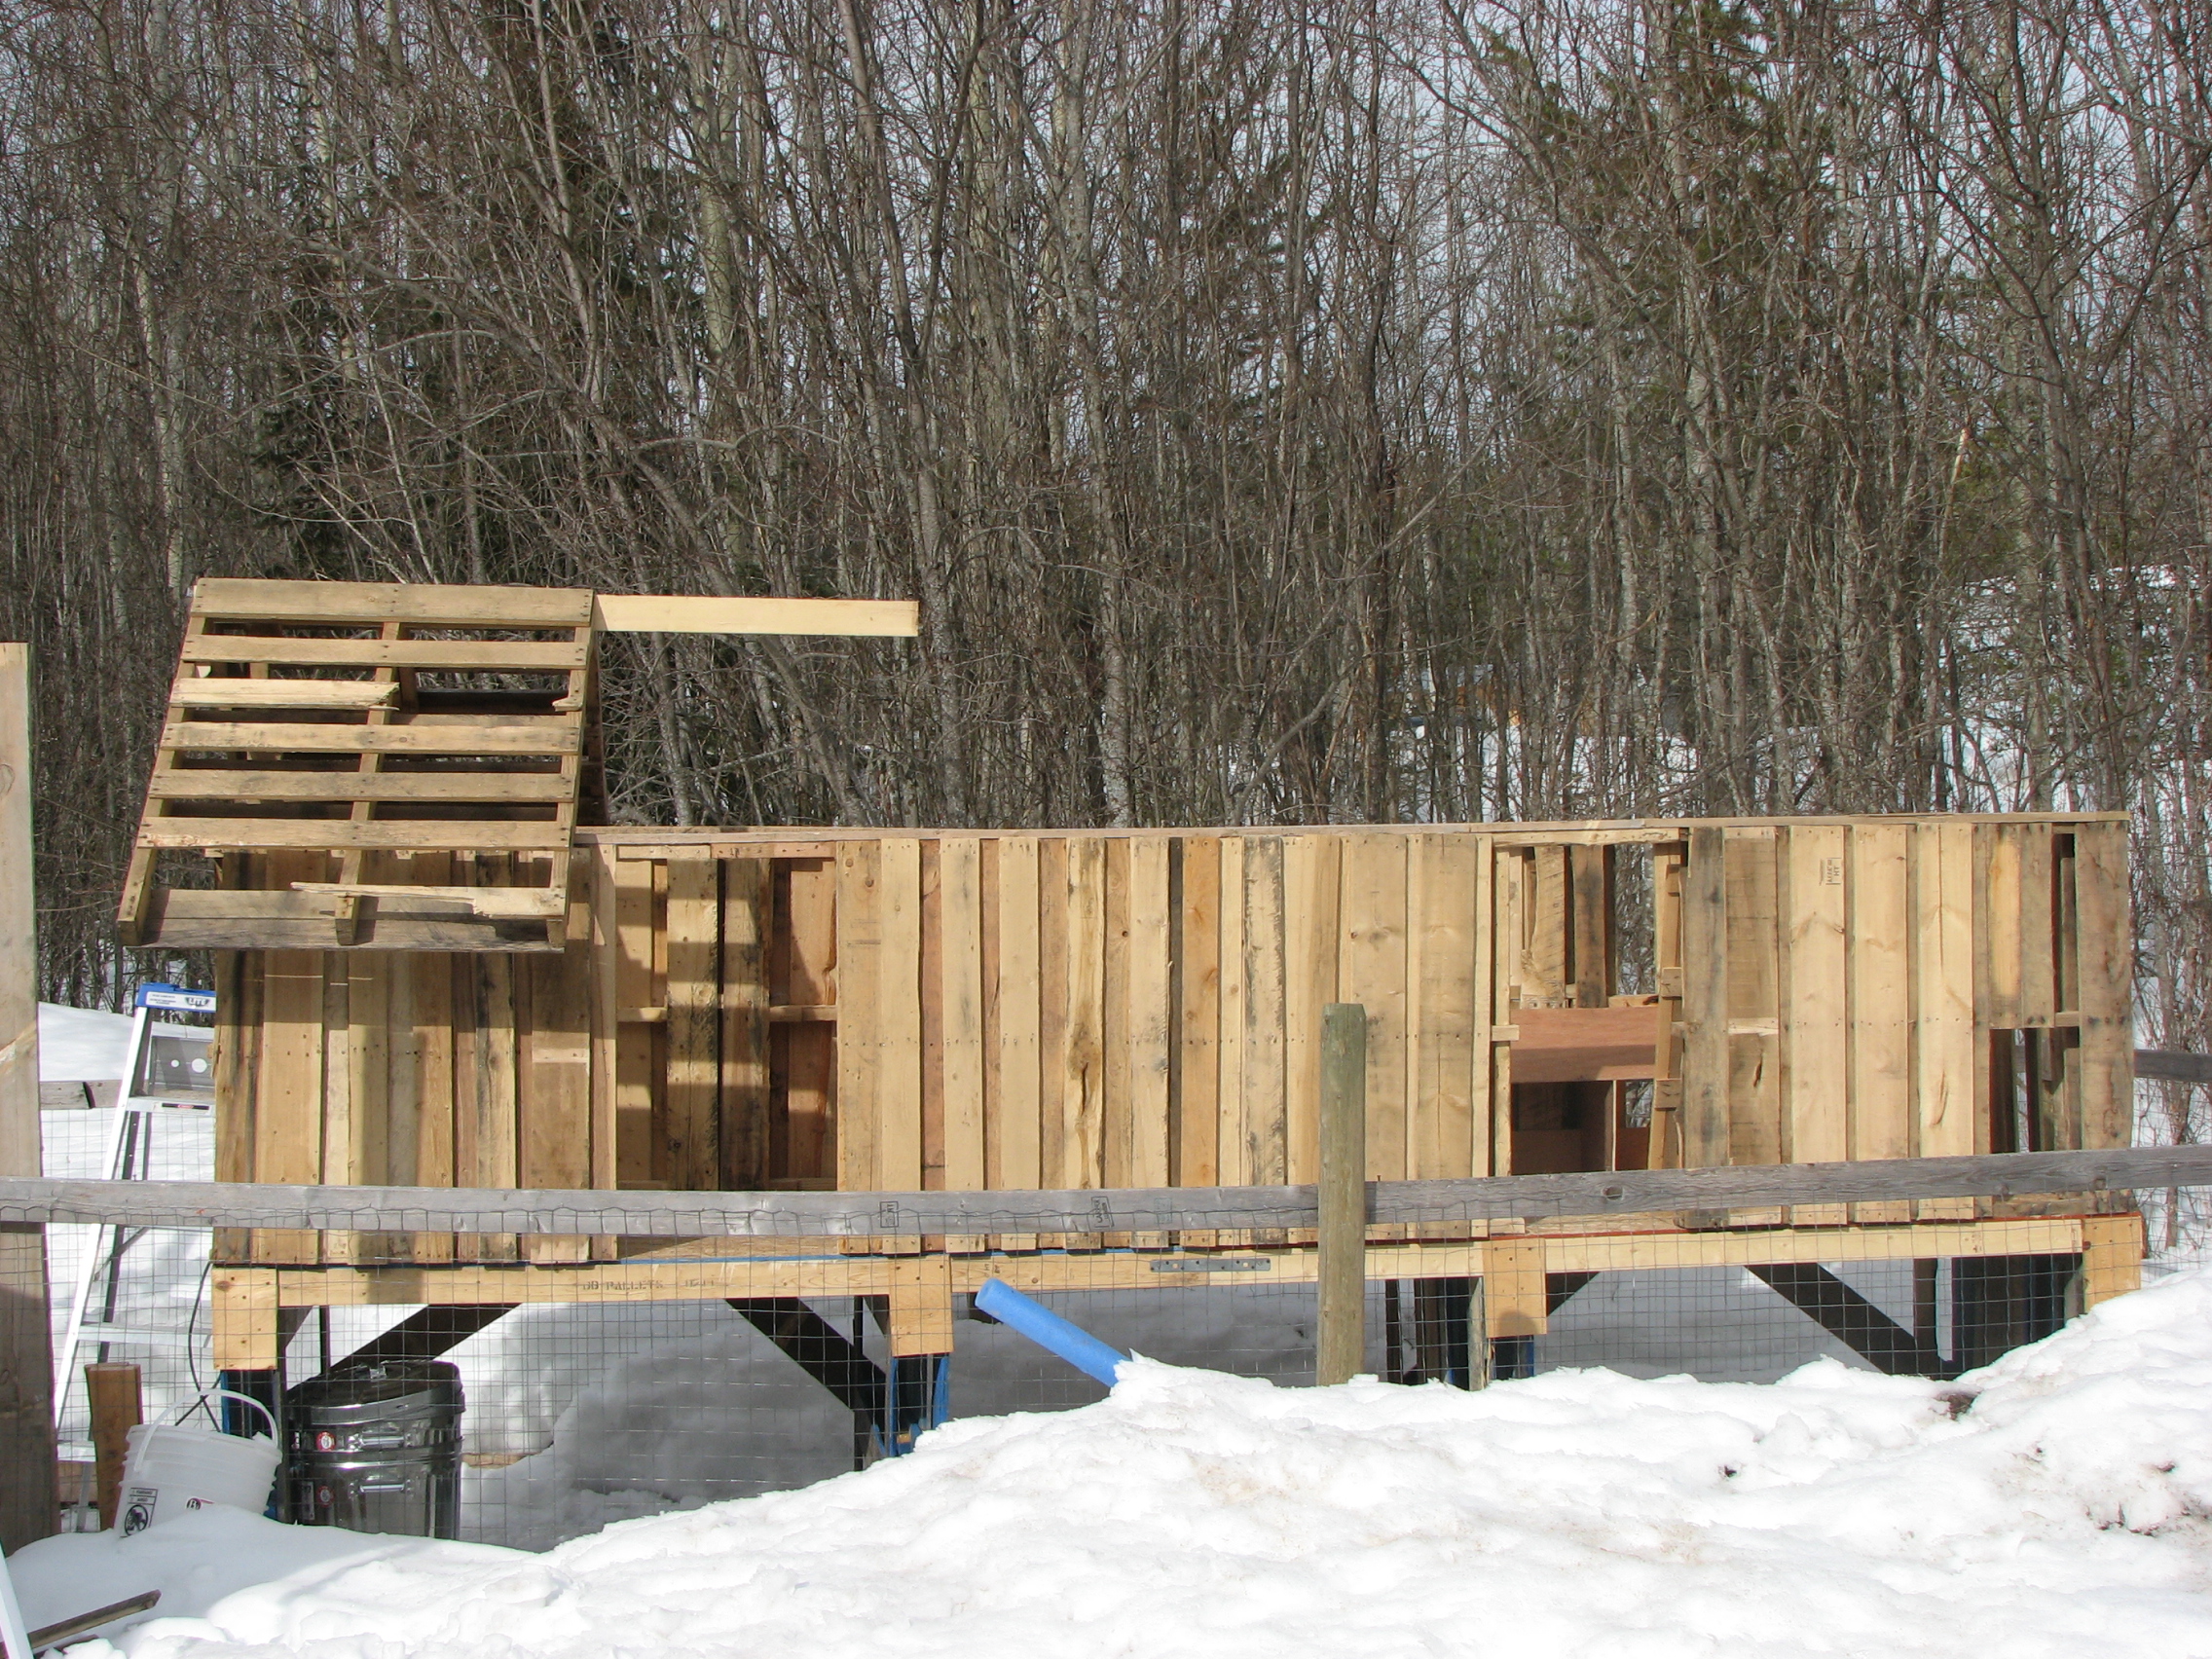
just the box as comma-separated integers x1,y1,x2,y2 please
18,1124,2114,1551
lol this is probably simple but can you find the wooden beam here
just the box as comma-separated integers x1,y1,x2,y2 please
218,1216,2089,1310
0,1144,2193,1238
1317,1004,1368,1384
592,596,918,637
193,578,594,628
0,642,57,1552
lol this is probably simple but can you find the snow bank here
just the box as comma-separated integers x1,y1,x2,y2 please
19,1269,2212,1659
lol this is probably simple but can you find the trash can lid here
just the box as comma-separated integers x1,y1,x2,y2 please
285,1360,463,1425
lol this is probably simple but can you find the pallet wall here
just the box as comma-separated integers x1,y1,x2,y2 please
209,815,2132,1262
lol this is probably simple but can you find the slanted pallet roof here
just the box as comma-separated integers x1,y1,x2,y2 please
119,579,915,952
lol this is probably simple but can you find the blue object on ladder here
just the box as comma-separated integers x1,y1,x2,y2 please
975,1279,1129,1386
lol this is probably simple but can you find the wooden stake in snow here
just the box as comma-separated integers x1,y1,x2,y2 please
1317,1004,1368,1386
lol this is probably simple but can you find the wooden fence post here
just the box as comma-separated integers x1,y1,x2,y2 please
0,643,58,1549
1317,1003,1367,1385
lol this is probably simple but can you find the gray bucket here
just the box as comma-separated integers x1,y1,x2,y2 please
283,1361,463,1538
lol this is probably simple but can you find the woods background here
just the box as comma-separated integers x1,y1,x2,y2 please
2,0,2207,1152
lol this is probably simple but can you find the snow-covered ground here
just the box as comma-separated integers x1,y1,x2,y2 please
16,1266,2212,1658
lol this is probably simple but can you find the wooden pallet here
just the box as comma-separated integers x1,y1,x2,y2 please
120,580,595,951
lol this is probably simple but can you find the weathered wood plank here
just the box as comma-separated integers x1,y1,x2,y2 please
1059,838,1107,1189
1915,823,1978,1168
138,818,569,854
2074,821,2133,1151
150,772,574,802
1724,833,1781,1171
8,1143,2194,1236
720,859,772,1191
1850,824,1913,1222
180,638,590,671
1217,837,1248,1186
1175,836,1222,1189
194,577,594,626
835,842,883,1192
1339,833,1409,1181
1680,828,1730,1167
664,857,721,1193
1284,834,1342,1186
1126,836,1174,1192
993,837,1043,1190
161,719,580,756
939,836,986,1192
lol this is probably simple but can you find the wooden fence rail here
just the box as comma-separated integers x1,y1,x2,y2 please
3,1145,2208,1239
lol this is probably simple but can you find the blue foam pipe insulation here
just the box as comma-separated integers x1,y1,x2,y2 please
974,1279,1129,1386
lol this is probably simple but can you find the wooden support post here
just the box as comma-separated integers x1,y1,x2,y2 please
0,642,57,1551
85,1363,141,1531
887,1257,955,1357
2080,1213,2144,1309
1317,1003,1367,1385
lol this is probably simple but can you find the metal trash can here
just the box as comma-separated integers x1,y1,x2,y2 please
283,1361,463,1537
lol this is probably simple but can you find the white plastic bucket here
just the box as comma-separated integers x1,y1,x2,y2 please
119,1390,279,1534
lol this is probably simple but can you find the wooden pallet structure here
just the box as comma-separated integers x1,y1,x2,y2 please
110,581,2146,1389
119,582,915,953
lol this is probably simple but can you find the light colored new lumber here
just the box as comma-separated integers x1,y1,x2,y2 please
1240,837,1288,1188
887,1256,956,1355
2073,821,2134,1150
611,856,657,1189
1915,825,1978,1207
1979,825,2024,1029
1284,834,1342,1186
161,719,580,756
1217,837,1248,1186
171,678,396,710
194,577,593,627
1101,839,1133,1192
1485,1237,1548,1338
1059,838,1107,1189
591,595,919,636
289,883,565,917
1850,824,1914,1222
1339,833,1408,1181
1125,836,1173,1191
1724,833,1782,1173
939,836,986,1192
877,839,926,1191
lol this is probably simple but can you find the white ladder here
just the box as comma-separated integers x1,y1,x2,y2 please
50,983,216,1425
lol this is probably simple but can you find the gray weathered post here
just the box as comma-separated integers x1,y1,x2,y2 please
1317,1003,1368,1385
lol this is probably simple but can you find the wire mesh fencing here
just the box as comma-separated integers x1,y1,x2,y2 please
14,1131,2147,1551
